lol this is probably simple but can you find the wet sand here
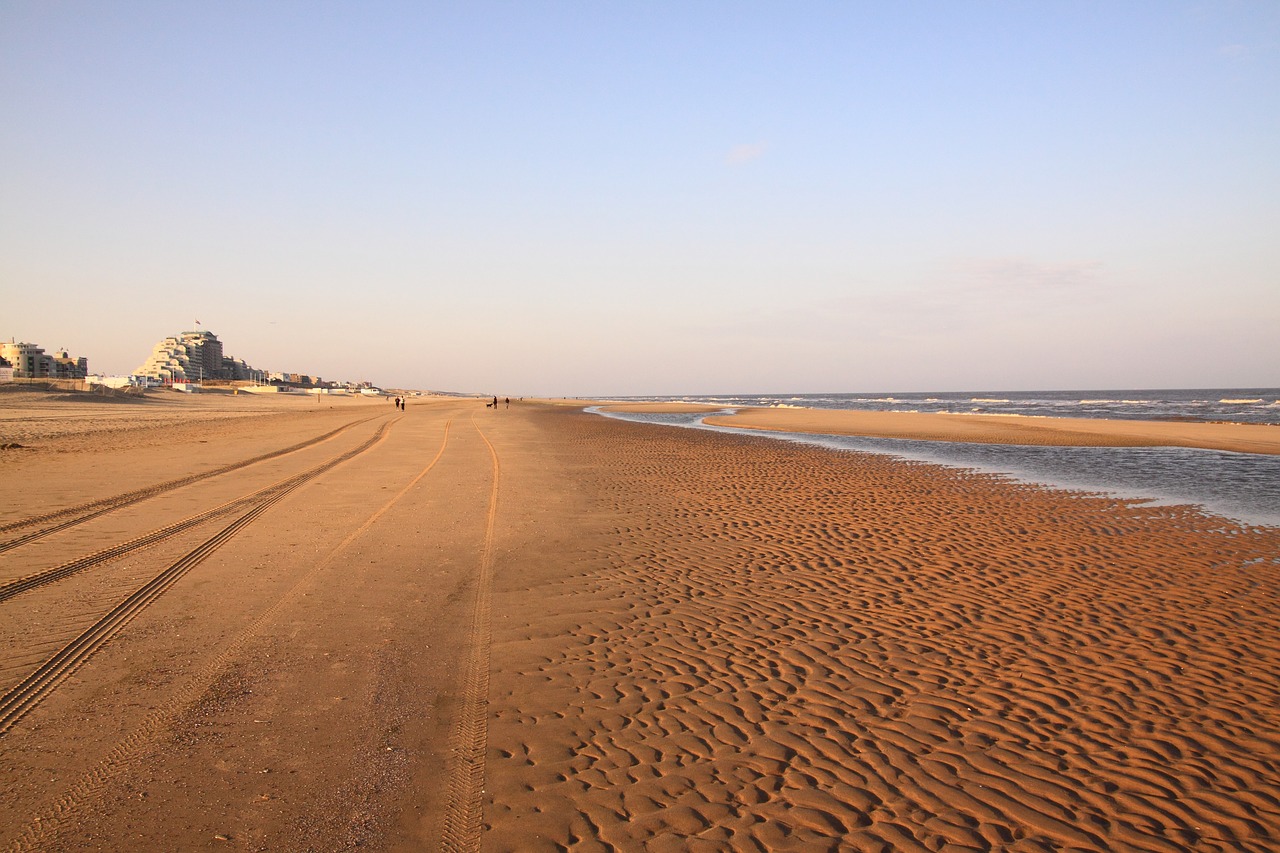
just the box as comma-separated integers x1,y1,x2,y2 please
595,403,1280,455
2,390,1278,851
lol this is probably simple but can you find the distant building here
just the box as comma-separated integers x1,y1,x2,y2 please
271,371,315,387
222,356,255,381
87,374,159,389
87,375,133,389
53,350,89,379
134,328,258,383
0,340,87,379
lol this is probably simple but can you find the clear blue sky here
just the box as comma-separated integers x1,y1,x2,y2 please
2,1,1277,395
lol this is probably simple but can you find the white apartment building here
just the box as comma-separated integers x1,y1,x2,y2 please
0,340,88,379
133,329,256,382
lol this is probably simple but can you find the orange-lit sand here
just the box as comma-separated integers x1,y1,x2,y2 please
701,407,1280,454
485,411,1280,851
3,389,1278,850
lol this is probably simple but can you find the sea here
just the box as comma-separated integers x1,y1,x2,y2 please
590,388,1280,529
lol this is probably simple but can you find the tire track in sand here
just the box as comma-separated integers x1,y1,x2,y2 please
0,419,399,737
439,415,501,853
0,417,371,551
3,418,453,853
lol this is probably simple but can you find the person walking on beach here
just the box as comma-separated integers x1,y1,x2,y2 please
492,396,498,410
505,397,510,408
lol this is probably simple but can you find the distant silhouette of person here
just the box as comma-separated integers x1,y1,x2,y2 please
492,396,498,410
505,397,510,408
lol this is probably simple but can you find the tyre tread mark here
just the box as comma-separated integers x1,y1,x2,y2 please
0,417,373,550
5,415,455,852
439,416,500,853
0,418,398,738
0,419,385,603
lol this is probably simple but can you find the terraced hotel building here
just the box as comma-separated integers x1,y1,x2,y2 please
133,328,257,383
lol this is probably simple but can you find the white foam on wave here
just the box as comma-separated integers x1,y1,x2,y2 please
1221,398,1264,404
971,398,1011,403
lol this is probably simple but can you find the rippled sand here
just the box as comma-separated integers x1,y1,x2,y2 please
486,414,1280,851
3,389,1277,850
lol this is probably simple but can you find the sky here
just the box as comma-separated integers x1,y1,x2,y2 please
2,1,1277,396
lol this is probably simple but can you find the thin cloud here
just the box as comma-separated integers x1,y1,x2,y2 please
806,257,1107,337
950,257,1104,297
725,142,768,165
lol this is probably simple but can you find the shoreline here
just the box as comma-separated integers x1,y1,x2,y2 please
593,403,1280,528
1,399,1278,849
487,407,1280,849
589,402,1280,455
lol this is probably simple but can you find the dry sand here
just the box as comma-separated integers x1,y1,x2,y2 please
2,389,1278,851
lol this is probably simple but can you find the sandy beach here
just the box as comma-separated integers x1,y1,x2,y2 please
596,403,1280,455
2,389,1278,851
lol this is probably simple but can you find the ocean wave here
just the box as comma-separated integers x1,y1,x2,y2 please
618,389,1279,426
769,403,806,409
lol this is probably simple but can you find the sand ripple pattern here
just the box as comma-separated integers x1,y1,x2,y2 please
487,419,1280,852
